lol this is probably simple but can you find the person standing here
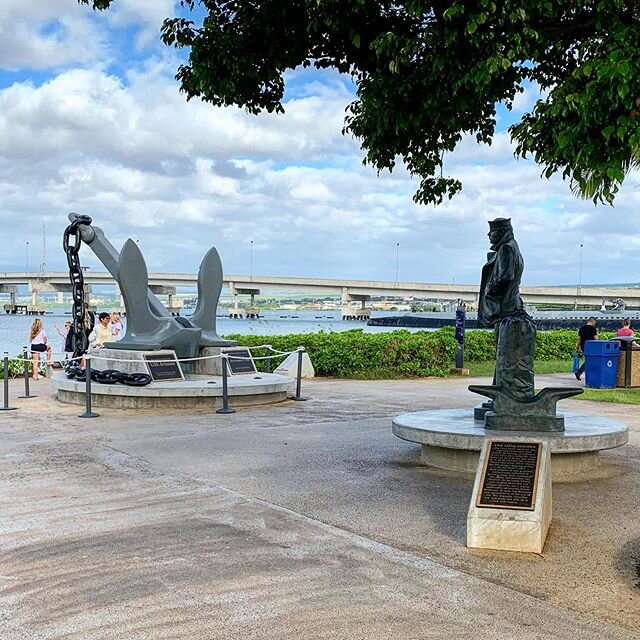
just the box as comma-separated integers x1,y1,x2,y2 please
29,319,52,380
616,318,635,337
575,317,599,380
55,321,73,359
110,311,123,340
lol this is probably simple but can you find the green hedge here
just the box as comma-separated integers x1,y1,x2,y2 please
223,327,616,379
464,328,613,362
0,354,47,379
223,329,459,378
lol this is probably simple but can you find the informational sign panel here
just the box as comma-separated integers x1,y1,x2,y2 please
476,441,541,511
143,351,184,382
222,347,257,375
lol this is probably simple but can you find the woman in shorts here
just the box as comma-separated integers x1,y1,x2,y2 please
29,319,52,380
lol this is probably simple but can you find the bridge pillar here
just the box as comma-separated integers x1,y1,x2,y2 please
229,286,260,319
56,291,64,304
31,290,38,308
341,291,371,321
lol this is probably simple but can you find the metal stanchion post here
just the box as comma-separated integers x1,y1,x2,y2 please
291,347,307,401
265,345,272,374
1,352,17,411
216,355,236,414
19,346,36,399
79,355,99,418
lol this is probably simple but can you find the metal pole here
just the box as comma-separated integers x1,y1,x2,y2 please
265,345,272,374
395,242,399,283
1,353,17,411
454,303,465,369
291,347,307,401
19,346,36,398
79,355,99,418
216,355,236,414
577,242,583,297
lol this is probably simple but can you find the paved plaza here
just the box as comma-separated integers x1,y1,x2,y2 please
0,373,638,639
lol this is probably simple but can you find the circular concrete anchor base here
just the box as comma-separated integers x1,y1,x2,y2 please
52,371,293,410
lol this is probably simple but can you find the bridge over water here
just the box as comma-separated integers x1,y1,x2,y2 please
1,272,638,317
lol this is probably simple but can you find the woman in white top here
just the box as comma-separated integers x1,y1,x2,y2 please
29,318,52,380
110,311,123,340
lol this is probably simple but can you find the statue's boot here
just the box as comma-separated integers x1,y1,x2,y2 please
104,239,201,359
190,247,235,347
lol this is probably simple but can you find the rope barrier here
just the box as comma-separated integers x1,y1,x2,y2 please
3,349,301,365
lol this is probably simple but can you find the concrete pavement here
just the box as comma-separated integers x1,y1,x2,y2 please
0,373,638,639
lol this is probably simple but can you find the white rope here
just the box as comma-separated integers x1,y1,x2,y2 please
3,347,304,365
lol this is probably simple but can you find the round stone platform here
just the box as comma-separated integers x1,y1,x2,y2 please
52,371,293,409
392,409,628,482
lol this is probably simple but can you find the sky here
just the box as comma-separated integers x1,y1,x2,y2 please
0,0,639,287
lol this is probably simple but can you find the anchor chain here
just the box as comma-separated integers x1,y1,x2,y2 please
63,217,152,387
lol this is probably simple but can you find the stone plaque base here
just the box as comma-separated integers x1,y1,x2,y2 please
193,347,223,376
90,348,150,375
274,352,315,378
467,439,552,553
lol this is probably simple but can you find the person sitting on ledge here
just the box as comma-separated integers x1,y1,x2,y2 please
90,312,114,349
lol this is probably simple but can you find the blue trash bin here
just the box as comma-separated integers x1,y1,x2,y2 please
584,340,620,388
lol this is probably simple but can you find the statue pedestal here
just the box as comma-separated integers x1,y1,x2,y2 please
193,347,223,376
91,345,237,376
91,348,150,375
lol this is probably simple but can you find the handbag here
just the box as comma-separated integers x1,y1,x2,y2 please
572,353,580,373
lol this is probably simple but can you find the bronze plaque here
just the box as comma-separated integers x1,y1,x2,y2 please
143,351,184,382
222,348,257,375
476,441,541,511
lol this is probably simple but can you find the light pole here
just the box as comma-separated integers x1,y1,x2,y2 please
250,239,254,280
577,242,584,296
26,241,29,275
395,242,399,283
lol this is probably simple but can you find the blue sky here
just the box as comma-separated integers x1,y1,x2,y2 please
0,0,638,287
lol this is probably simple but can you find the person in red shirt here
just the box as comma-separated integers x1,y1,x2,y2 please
616,318,635,337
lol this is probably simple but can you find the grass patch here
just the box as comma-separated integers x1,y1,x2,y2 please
574,388,640,405
466,359,571,377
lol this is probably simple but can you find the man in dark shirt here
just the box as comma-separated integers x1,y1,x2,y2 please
575,317,599,380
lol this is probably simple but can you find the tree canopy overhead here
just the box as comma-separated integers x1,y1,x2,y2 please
81,1,640,206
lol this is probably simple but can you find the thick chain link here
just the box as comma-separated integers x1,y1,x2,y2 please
63,215,92,376
63,216,152,387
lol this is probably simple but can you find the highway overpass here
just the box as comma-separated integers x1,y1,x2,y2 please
0,272,639,308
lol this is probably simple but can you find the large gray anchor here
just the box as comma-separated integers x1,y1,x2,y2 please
69,213,235,358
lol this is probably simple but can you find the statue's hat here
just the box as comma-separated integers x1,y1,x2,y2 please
488,217,512,230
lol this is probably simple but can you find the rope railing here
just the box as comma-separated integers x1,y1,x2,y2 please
3,347,302,365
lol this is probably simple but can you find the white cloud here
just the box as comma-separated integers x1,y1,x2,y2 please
0,25,639,286
0,0,109,69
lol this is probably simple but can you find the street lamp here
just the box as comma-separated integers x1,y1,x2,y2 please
578,242,584,296
26,241,29,275
250,239,254,280
395,242,399,283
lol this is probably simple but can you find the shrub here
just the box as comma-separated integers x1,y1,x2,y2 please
223,329,459,378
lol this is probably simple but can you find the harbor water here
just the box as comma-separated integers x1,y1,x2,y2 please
0,309,425,357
